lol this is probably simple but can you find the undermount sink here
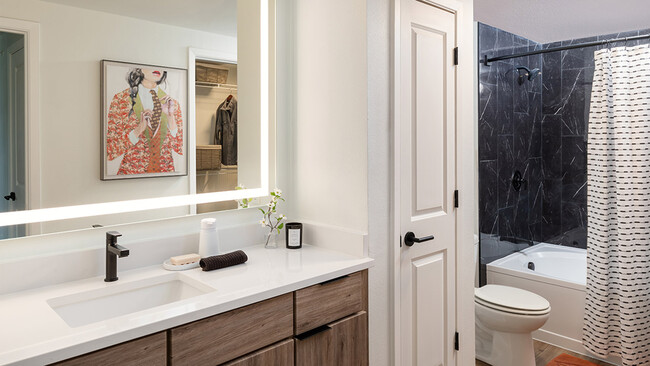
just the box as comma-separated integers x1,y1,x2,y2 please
47,273,215,328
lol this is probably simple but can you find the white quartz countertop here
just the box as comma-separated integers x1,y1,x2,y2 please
0,244,373,365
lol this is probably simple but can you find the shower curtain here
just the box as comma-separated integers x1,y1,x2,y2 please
585,44,650,366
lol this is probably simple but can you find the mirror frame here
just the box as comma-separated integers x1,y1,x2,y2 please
0,0,270,228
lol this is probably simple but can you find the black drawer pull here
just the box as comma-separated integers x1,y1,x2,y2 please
296,324,331,340
319,275,350,286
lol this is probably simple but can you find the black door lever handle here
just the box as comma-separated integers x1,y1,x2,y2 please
404,231,434,247
4,192,16,201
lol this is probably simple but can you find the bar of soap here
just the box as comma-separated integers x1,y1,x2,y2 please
170,253,201,266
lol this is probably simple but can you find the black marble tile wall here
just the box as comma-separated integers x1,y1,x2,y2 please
478,24,650,283
539,29,650,248
478,23,543,284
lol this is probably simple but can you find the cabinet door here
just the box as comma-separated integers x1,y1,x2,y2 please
295,311,368,366
170,293,293,366
221,339,294,366
51,332,166,366
294,271,365,334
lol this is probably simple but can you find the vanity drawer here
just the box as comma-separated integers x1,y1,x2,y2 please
51,332,166,366
294,271,366,334
221,339,294,366
169,293,293,366
295,311,368,366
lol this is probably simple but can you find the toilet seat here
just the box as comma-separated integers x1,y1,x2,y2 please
475,285,550,316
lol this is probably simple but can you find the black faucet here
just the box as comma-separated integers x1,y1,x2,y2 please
105,231,129,282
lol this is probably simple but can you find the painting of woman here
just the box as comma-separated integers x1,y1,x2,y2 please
101,61,187,180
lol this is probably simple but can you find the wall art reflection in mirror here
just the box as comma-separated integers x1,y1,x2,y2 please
101,60,188,180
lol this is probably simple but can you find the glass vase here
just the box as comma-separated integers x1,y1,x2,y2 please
265,230,278,249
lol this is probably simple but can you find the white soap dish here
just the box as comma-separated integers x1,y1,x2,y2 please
162,259,200,271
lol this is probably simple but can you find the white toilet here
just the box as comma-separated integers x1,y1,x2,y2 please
475,284,551,366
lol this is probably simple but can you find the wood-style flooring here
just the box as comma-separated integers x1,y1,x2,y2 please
475,340,615,366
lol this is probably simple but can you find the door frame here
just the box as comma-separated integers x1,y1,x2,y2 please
0,17,40,235
391,0,476,364
187,47,238,214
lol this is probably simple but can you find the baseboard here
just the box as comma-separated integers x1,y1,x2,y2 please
533,329,622,365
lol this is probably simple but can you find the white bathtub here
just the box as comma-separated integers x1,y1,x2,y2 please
486,244,617,362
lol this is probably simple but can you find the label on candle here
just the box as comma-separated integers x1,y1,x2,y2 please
288,229,301,248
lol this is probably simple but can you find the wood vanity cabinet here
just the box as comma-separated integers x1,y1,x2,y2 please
50,270,367,366
294,271,369,366
221,339,295,366
169,293,294,366
295,312,368,366
51,332,166,366
294,271,365,334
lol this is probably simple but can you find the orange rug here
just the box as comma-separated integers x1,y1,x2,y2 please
546,353,599,366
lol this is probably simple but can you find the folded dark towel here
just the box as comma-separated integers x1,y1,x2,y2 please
200,250,248,271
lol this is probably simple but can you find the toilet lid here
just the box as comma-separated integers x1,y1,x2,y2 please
475,285,550,312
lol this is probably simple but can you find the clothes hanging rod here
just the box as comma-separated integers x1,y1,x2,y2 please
482,33,650,66
195,82,238,89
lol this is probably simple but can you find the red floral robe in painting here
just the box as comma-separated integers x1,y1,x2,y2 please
106,89,183,175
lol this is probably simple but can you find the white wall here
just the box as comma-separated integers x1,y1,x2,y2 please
366,0,392,364
0,0,237,232
287,0,368,232
279,0,377,361
0,33,10,233
236,0,262,190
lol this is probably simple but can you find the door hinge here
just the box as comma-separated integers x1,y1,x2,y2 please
454,190,459,208
453,47,459,65
454,331,459,351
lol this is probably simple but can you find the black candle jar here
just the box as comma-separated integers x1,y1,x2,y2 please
285,222,303,249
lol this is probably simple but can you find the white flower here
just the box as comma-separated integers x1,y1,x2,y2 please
278,214,286,220
272,188,282,196
259,219,266,227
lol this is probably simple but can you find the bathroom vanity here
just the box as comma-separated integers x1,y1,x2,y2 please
53,271,367,366
0,245,371,365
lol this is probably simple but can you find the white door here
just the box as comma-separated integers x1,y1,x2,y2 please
7,38,26,237
399,0,457,365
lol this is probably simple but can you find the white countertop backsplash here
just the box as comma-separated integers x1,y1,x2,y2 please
0,244,373,365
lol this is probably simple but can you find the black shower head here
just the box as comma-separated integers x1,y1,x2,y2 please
527,68,541,80
515,66,542,84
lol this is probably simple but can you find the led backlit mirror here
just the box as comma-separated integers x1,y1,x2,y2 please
0,0,272,239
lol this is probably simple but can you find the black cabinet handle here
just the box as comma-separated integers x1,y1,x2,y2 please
404,231,434,247
3,192,16,201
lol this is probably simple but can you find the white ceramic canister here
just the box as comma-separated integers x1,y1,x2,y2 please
198,218,220,257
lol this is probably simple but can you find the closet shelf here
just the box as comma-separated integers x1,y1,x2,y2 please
197,167,238,177
196,81,238,89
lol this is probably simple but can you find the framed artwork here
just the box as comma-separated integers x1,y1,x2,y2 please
100,60,188,180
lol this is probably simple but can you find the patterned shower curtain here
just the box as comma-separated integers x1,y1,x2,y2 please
585,44,650,366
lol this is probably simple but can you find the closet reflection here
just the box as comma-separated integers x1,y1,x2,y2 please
195,61,240,213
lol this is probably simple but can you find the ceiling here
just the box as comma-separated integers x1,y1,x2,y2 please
42,0,237,37
474,0,650,43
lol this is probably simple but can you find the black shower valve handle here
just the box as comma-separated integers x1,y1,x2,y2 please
512,171,527,192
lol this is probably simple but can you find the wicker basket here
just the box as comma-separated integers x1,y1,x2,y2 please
195,64,229,84
196,145,222,171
